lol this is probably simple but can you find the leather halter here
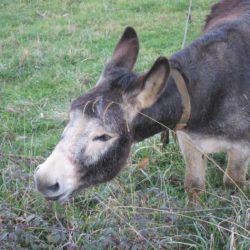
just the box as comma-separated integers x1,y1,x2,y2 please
171,68,191,131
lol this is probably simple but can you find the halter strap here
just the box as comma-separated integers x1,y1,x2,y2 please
171,68,191,131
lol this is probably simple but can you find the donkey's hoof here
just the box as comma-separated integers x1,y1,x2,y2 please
223,176,246,189
186,192,203,210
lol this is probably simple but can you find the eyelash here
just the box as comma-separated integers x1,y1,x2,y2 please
93,134,112,142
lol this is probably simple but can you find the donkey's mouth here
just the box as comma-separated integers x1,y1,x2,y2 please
45,192,71,203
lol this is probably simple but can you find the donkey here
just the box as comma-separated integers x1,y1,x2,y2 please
34,0,250,204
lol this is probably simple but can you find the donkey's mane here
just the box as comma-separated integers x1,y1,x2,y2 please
204,0,250,31
107,66,138,91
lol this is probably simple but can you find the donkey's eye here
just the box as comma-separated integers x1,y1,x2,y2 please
93,134,112,142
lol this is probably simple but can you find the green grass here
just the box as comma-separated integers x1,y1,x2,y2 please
1,0,250,249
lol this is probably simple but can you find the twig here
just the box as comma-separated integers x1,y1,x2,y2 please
182,0,193,48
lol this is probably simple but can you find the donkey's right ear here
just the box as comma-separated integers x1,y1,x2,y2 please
124,57,170,111
110,27,139,71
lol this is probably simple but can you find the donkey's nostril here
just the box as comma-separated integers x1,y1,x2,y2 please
47,182,60,192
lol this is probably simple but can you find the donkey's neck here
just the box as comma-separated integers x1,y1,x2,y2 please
131,71,183,142
131,24,237,142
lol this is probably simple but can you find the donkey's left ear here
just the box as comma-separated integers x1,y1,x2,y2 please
111,26,139,71
126,57,170,110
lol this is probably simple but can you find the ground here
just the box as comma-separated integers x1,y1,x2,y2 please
0,0,250,249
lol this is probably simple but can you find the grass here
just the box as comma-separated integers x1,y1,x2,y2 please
0,0,250,249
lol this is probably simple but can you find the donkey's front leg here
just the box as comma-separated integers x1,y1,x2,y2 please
177,131,207,206
223,149,249,188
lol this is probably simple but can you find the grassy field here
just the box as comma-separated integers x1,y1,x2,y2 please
1,0,250,249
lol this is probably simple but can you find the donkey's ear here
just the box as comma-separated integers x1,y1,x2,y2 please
126,57,170,110
111,27,139,70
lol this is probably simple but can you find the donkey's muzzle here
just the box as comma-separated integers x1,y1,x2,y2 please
33,149,79,202
34,165,62,198
34,163,75,202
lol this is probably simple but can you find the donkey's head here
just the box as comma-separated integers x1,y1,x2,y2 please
34,27,170,202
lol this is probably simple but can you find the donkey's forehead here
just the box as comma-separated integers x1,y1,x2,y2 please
71,85,109,110
65,109,113,138
71,94,117,119
69,97,128,134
